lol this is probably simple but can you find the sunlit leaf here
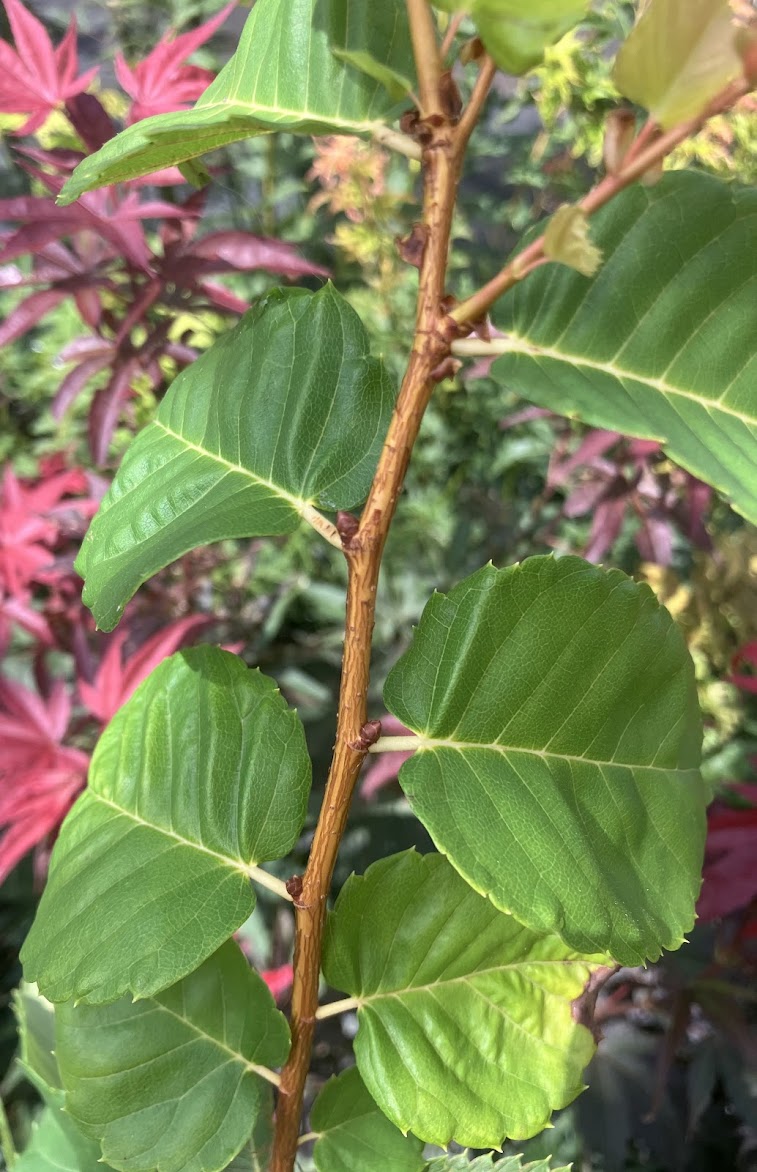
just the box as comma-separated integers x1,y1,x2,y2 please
22,647,310,1004
384,556,706,965
55,941,289,1172
491,171,757,525
59,0,413,203
323,851,602,1148
613,0,741,129
76,285,394,631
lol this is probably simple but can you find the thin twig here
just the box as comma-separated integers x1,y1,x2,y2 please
440,11,465,59
456,54,497,149
450,75,751,326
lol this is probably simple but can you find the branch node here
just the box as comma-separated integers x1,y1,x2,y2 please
336,510,360,550
430,355,462,382
397,223,430,268
348,719,382,752
285,874,304,903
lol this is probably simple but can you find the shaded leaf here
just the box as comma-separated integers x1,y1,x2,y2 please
59,0,413,203
613,0,741,129
55,940,290,1172
311,1067,426,1172
384,556,705,965
492,172,757,525
21,647,310,1004
427,1157,571,1171
77,285,394,631
323,851,601,1149
15,1102,105,1172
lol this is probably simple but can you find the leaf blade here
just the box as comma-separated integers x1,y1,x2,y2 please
323,851,602,1149
76,285,394,631
492,172,757,525
21,647,311,1004
59,0,413,202
55,941,290,1172
384,556,706,965
311,1067,426,1172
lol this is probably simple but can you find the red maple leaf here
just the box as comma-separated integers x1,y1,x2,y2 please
0,676,89,882
115,1,236,124
698,785,757,922
78,615,212,725
0,0,98,135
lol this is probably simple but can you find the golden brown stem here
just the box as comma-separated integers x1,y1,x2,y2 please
270,7,463,1168
407,0,445,119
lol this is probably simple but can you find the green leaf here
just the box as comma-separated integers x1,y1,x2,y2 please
77,285,394,631
312,1067,426,1172
330,4,415,100
14,987,108,1172
427,1157,572,1171
491,171,757,525
21,647,310,1005
15,1101,104,1172
431,1,590,74
220,1090,273,1171
58,0,413,203
55,940,289,1172
323,851,601,1149
612,0,741,129
383,556,706,965
13,985,59,1095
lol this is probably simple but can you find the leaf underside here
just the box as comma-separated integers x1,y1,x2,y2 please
59,0,414,202
323,851,602,1149
21,647,311,1004
492,172,757,525
384,555,706,965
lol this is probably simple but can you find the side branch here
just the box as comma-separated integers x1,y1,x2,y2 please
450,75,752,327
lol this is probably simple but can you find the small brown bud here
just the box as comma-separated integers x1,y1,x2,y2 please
439,70,463,122
430,356,462,383
460,36,485,66
348,719,382,751
336,511,360,545
286,875,303,901
397,223,429,269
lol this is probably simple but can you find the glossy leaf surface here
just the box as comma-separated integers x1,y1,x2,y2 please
22,647,310,1004
77,285,394,630
613,0,741,129
59,0,413,202
312,1067,425,1172
323,851,601,1148
384,556,705,965
492,172,757,525
55,941,289,1172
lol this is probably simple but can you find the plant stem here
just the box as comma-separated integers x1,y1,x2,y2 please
270,7,463,1167
248,866,293,902
407,0,445,120
314,997,360,1020
369,735,420,753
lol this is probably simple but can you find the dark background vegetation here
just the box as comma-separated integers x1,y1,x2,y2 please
0,2,756,1168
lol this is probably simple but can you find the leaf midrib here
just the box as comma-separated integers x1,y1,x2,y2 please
415,737,695,775
354,955,598,1009
152,419,311,513
501,335,756,427
91,791,252,874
